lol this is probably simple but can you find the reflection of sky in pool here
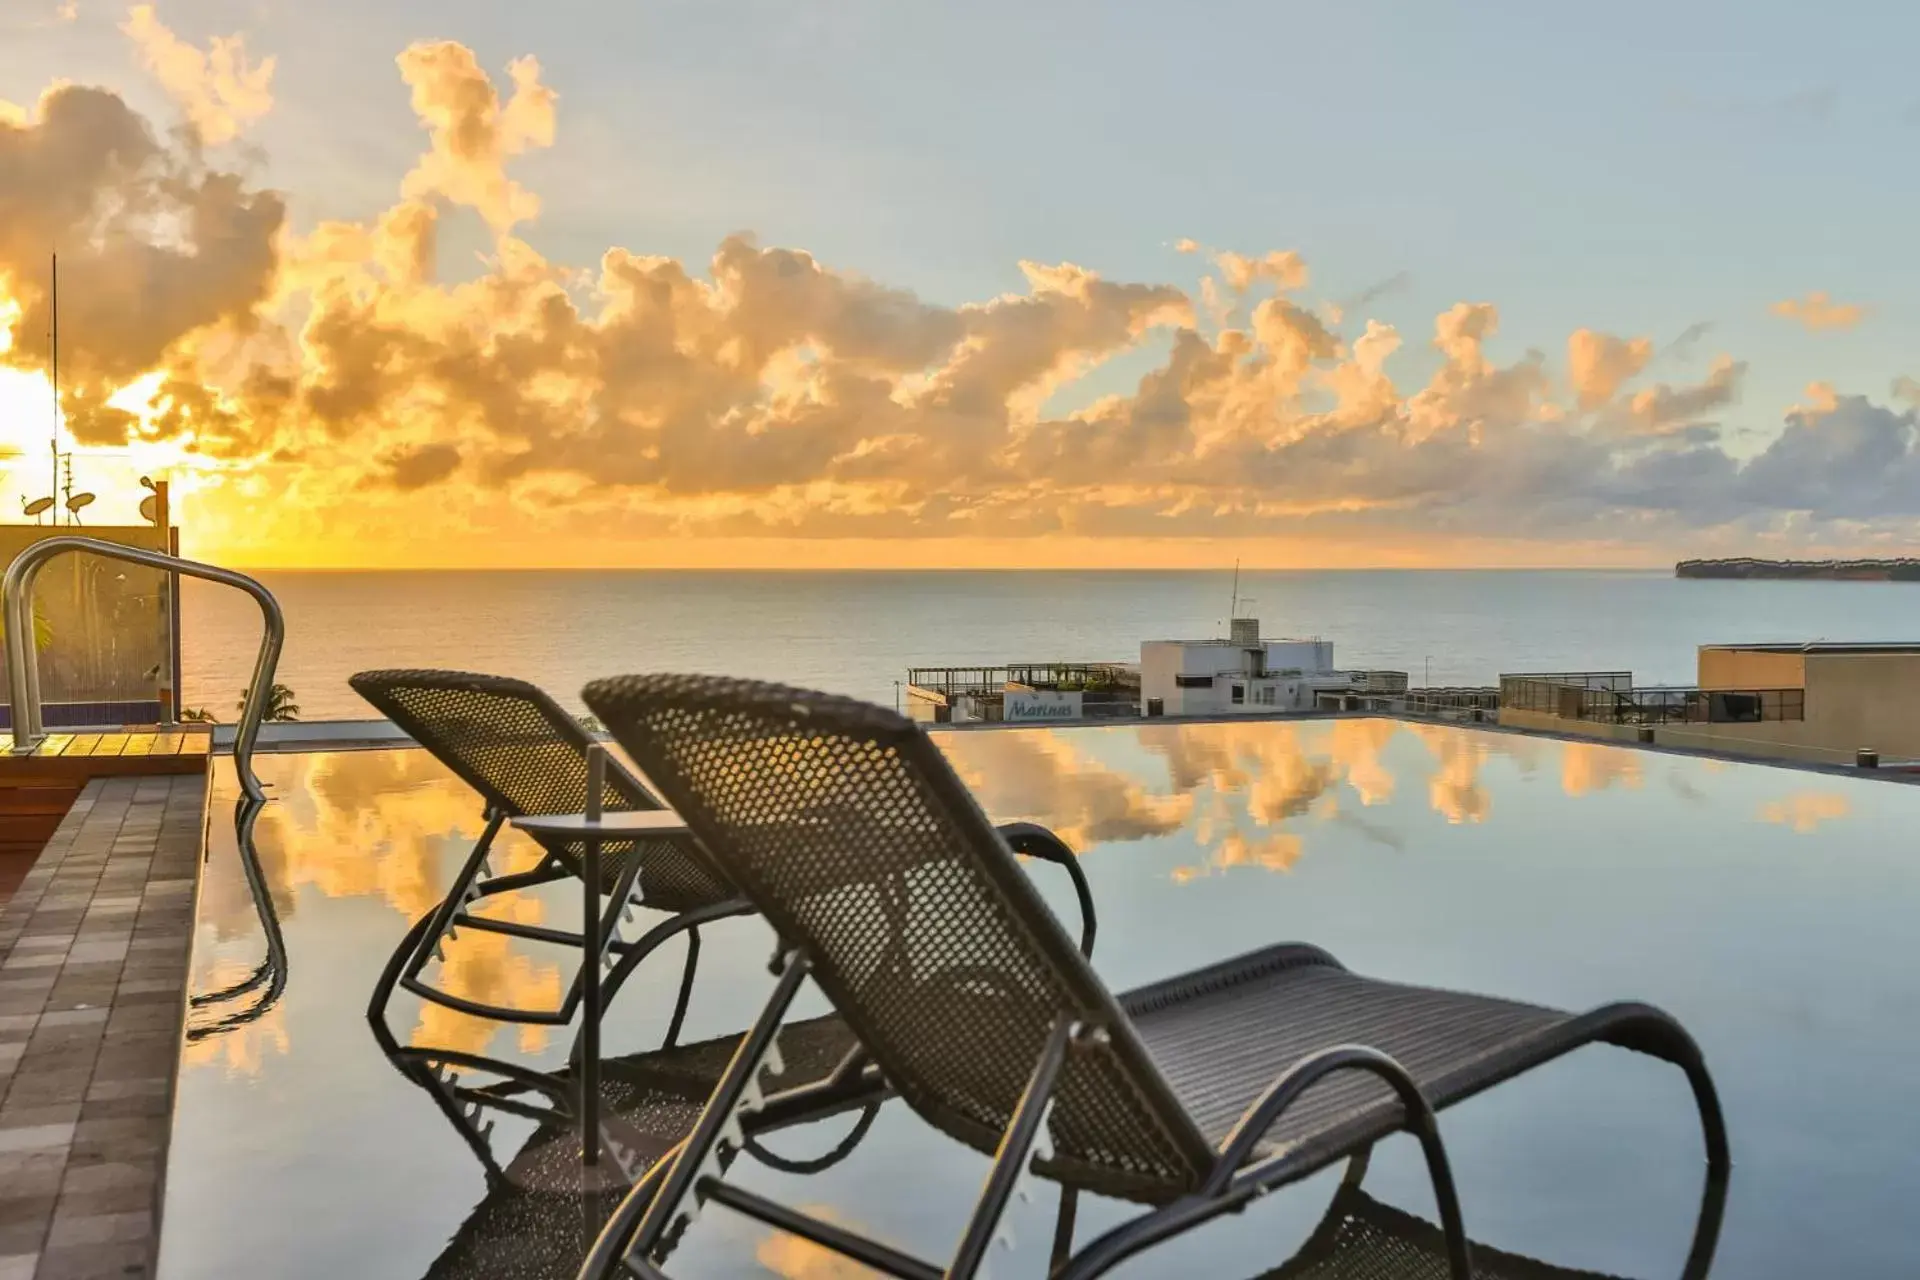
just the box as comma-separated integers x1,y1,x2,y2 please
161,720,1917,1278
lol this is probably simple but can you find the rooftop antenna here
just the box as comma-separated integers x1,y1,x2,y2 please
50,252,59,525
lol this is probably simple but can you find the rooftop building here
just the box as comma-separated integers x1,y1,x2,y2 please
1139,618,1406,716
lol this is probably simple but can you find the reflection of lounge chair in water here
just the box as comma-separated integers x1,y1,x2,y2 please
405,1026,1636,1280
573,673,1729,1280
1253,1170,1631,1280
390,1014,874,1280
352,669,750,1060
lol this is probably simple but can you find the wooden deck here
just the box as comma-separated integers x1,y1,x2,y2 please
0,728,212,859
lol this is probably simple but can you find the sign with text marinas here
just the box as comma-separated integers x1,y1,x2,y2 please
1004,691,1082,722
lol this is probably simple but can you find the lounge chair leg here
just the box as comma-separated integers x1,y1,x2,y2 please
406,809,506,982
1048,1187,1078,1276
626,951,812,1263
947,1018,1076,1279
1339,1147,1372,1189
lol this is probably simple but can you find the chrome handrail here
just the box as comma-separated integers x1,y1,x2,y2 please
2,535,283,803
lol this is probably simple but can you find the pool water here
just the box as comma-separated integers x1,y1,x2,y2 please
158,719,1920,1278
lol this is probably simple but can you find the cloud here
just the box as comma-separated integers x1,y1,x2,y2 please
396,42,556,232
1770,290,1867,332
5,42,1920,564
0,83,284,404
1567,329,1653,409
381,442,462,490
121,4,275,146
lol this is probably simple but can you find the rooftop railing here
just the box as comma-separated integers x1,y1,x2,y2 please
1500,674,1805,725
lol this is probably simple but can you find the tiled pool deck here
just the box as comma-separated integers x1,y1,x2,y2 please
0,776,204,1280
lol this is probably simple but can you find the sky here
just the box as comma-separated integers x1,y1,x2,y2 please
1,0,1918,568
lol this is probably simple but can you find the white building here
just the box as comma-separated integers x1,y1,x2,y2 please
1140,619,1375,716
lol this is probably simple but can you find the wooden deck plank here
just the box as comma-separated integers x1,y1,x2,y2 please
38,734,74,758
65,734,105,758
91,735,128,758
153,731,184,756
122,732,158,757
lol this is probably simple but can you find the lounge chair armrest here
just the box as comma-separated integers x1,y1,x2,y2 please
1203,1043,1473,1276
996,822,1097,958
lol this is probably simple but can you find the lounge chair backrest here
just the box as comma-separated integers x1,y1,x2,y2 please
584,673,1216,1200
350,669,729,911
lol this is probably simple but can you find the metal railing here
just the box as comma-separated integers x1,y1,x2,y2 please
1501,674,1805,726
2,536,284,803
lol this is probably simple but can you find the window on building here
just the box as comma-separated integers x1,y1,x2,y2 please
1174,675,1212,689
1259,686,1276,705
1231,684,1245,704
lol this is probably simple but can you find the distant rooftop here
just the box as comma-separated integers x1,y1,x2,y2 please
1704,641,1920,655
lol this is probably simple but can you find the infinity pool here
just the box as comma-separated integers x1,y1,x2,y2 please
158,719,1920,1278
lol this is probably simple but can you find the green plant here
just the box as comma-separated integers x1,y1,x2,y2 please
237,683,300,722
0,603,53,653
178,706,216,723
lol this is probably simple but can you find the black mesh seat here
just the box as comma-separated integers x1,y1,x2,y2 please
351,669,730,907
575,674,1731,1280
1257,1181,1630,1280
353,669,748,1052
1121,948,1570,1168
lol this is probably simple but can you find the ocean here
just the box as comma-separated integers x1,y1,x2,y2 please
175,568,1920,722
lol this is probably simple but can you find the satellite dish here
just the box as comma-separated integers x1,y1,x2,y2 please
65,492,94,525
22,497,54,525
139,495,158,525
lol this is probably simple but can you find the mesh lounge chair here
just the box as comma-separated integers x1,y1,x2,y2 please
576,674,1731,1280
355,668,1096,1176
352,669,750,1059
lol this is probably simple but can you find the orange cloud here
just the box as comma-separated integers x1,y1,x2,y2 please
121,4,275,145
1567,329,1653,409
5,38,1919,568
395,42,557,232
1770,291,1867,332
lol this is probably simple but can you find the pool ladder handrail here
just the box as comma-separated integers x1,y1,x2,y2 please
2,534,284,803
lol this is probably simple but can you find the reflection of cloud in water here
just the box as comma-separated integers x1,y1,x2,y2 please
939,731,1193,847
1328,719,1397,805
755,1205,889,1278
1402,724,1490,824
1172,829,1304,884
1759,791,1851,834
1560,742,1643,797
202,749,566,1062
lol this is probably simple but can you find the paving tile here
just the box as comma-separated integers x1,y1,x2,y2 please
0,1150,66,1198
32,1240,147,1279
45,1209,149,1250
0,1105,80,1130
0,1252,38,1280
0,1125,75,1155
57,1161,153,1196
78,1081,164,1105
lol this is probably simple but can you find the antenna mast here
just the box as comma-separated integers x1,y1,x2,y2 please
50,253,59,526
1228,558,1241,622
